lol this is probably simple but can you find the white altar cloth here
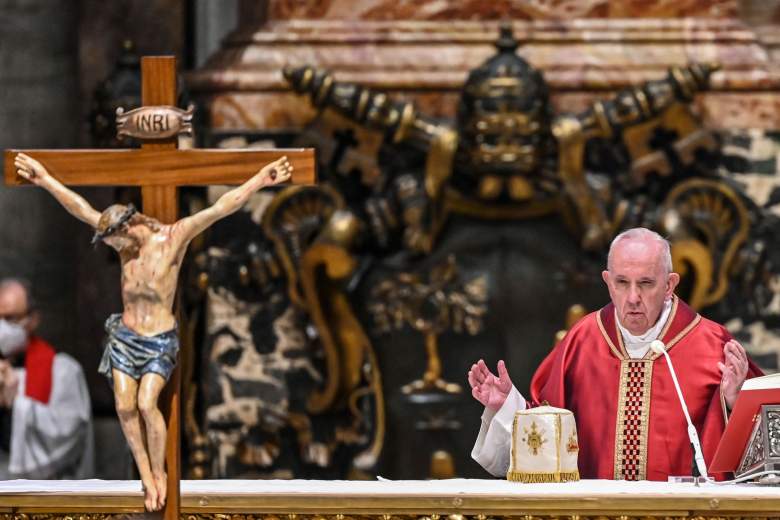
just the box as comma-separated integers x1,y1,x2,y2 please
0,478,779,499
1,479,780,517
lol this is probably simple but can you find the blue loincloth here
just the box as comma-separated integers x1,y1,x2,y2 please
98,313,179,386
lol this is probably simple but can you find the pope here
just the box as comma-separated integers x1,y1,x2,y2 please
469,227,762,480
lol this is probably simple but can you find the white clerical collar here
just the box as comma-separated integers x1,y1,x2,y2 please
616,297,674,359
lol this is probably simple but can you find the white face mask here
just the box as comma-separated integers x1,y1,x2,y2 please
0,319,28,357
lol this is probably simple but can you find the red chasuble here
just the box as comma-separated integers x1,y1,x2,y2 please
530,296,762,481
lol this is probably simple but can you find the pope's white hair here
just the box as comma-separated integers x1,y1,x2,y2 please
607,228,673,274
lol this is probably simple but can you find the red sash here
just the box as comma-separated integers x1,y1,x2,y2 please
23,336,56,404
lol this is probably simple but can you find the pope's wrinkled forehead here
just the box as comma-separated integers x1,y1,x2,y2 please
607,228,673,274
608,238,668,274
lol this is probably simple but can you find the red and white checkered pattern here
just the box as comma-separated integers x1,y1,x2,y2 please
619,361,646,480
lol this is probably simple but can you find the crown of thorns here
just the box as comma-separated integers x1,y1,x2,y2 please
91,204,137,245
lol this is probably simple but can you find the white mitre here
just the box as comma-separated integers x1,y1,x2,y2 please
507,405,580,483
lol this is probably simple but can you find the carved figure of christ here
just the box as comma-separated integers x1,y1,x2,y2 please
3,57,314,518
13,152,291,510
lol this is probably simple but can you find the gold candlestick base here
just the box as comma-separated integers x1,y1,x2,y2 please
401,332,462,395
401,377,462,395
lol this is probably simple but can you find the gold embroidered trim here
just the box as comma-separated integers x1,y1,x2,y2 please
613,361,629,479
613,359,653,480
621,297,680,360
509,410,576,482
638,361,653,479
657,296,679,341
567,430,579,453
597,310,624,360
666,313,701,349
640,296,680,360
615,317,628,358
650,314,702,360
523,421,547,456
599,296,683,361
555,414,561,475
511,413,519,472
507,470,580,483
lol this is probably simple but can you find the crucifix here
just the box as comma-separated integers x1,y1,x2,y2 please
3,56,315,517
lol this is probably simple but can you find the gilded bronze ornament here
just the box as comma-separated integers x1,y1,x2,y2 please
262,185,385,470
369,256,487,395
284,26,720,253
660,179,750,310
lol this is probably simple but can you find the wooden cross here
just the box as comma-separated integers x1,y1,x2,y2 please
3,56,315,519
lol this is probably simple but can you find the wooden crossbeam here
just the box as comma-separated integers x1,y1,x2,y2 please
3,149,316,187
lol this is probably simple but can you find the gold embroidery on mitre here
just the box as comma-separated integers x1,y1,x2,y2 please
506,469,580,483
522,421,547,455
567,430,579,454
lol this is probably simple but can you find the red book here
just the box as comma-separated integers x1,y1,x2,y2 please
711,373,780,473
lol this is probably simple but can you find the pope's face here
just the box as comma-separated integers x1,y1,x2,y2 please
602,239,679,336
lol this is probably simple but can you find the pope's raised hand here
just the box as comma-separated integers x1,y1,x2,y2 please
719,339,749,409
468,359,513,412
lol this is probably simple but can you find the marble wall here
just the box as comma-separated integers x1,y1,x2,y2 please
190,0,779,132
267,0,740,19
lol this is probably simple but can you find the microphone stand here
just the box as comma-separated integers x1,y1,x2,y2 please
651,340,710,482
691,442,701,479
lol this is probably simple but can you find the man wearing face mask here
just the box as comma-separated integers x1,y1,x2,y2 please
0,278,94,479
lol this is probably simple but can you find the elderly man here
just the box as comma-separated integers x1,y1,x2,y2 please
0,278,93,479
469,228,762,480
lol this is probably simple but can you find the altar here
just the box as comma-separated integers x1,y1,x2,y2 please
1,480,779,519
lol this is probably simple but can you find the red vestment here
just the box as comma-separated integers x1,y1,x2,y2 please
22,335,56,404
530,296,762,480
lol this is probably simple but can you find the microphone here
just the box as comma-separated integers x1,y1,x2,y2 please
650,339,709,480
